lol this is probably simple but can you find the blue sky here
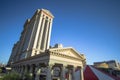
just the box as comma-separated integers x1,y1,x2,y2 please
0,0,120,64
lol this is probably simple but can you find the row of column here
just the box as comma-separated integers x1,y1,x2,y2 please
13,64,84,80
32,14,53,53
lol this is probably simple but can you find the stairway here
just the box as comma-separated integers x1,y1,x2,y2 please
84,65,120,80
84,65,99,80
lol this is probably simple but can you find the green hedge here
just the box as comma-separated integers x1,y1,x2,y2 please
0,69,2,73
23,72,33,80
2,72,21,80
1,72,34,80
0,78,3,80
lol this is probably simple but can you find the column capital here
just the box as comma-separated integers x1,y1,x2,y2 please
47,63,54,67
77,65,83,69
62,64,67,67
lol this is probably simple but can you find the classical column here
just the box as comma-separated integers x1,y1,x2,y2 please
19,66,22,73
36,19,45,50
80,67,84,80
29,65,33,77
32,14,43,50
72,67,76,80
38,17,46,50
61,66,66,80
68,69,72,80
24,65,28,73
42,19,50,50
16,66,18,72
20,66,24,75
46,65,53,80
17,66,19,73
15,66,17,72
18,66,21,73
22,66,25,73
46,19,53,49
35,64,41,80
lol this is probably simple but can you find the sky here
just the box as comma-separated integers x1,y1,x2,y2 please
0,0,120,65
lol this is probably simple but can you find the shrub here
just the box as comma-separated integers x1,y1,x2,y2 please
2,72,21,80
23,72,33,80
0,69,2,73
2,72,34,80
0,78,3,80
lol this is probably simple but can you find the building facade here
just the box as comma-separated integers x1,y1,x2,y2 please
94,60,120,70
8,9,86,80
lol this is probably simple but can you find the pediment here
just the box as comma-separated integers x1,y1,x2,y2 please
49,47,84,59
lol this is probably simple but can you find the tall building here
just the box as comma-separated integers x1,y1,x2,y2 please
8,9,86,80
8,9,54,64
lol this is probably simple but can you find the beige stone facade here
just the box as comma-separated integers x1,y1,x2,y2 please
94,62,109,68
8,9,86,80
94,60,120,70
12,46,85,80
8,9,54,64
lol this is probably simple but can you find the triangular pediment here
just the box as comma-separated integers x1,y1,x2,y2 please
49,47,84,59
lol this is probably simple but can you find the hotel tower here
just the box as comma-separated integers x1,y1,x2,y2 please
8,9,85,80
8,9,54,63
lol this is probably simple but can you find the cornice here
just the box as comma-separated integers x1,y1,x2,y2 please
40,9,54,18
49,51,84,61
13,52,48,64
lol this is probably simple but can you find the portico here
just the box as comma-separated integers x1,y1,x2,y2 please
12,46,86,80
